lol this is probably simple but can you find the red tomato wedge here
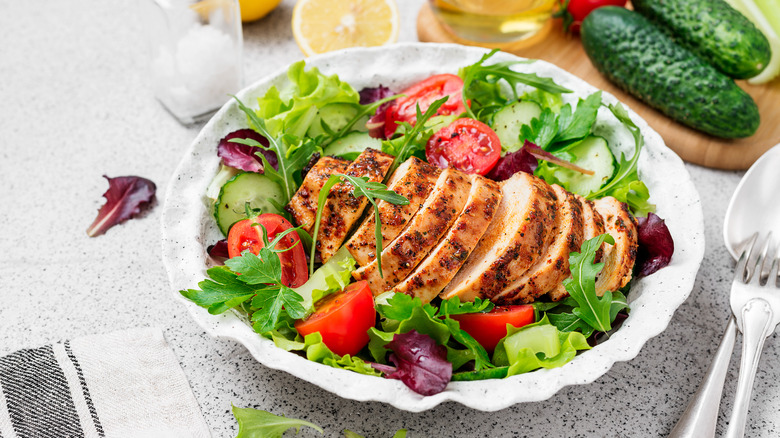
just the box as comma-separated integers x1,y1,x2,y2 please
226,214,308,288
425,118,501,175
384,73,466,138
451,305,535,352
295,281,376,357
565,0,627,32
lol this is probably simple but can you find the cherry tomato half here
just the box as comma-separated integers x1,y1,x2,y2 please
451,305,535,352
384,73,466,138
295,280,376,357
566,0,627,32
425,118,501,175
227,213,309,288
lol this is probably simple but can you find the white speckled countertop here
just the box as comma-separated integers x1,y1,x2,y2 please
1,1,778,436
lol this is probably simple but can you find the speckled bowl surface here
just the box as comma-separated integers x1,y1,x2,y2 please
161,43,705,412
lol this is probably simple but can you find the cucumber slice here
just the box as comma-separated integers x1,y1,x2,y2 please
213,172,285,236
322,131,382,158
492,101,542,152
307,103,367,138
553,136,616,196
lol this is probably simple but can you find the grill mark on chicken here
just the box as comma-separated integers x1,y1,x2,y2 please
593,197,638,296
547,194,607,301
352,168,471,294
346,157,440,266
392,174,502,304
441,172,557,302
494,184,584,305
315,148,394,262
286,155,350,234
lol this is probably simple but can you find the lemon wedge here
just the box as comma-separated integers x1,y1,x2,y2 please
292,0,400,57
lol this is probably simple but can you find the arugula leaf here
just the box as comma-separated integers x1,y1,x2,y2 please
232,405,323,438
232,96,317,205
382,97,448,174
586,103,654,217
459,49,572,120
563,233,615,333
309,174,409,277
179,266,257,315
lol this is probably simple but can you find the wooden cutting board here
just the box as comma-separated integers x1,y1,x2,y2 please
417,3,780,170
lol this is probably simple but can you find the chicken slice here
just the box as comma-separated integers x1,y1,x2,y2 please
493,184,585,305
547,194,606,302
441,172,557,302
317,148,394,262
593,196,638,296
392,174,503,304
352,168,472,294
345,157,440,266
286,155,350,234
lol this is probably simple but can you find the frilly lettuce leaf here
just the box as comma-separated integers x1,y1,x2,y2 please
256,61,359,139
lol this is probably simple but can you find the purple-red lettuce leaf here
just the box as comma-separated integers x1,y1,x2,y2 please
360,85,394,139
207,239,229,263
218,129,278,173
635,212,674,277
486,143,538,181
379,330,452,396
86,175,156,237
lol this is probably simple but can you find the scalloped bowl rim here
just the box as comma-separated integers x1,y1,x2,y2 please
161,43,705,412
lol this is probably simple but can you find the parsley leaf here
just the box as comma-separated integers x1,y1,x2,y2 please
226,248,281,285
179,267,257,315
251,286,306,333
552,91,602,148
518,107,558,151
563,233,615,332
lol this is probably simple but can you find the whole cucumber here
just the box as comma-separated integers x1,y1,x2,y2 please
632,0,771,79
581,7,760,139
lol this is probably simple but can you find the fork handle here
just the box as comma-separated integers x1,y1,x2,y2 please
668,317,736,438
726,298,774,438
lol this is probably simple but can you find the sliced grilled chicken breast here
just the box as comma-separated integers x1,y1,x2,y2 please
317,148,394,262
286,155,350,234
593,196,638,295
441,172,557,302
352,168,472,294
346,157,440,266
494,184,585,304
547,194,606,302
392,175,502,304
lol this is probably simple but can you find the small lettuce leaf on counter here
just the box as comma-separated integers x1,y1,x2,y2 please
232,405,323,438
492,315,590,376
374,330,452,396
86,175,156,237
345,430,407,438
635,212,674,277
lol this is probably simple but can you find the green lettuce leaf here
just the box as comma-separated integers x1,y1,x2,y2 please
256,61,359,139
492,315,590,376
295,247,356,314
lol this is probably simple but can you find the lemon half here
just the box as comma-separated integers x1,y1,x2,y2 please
292,0,400,57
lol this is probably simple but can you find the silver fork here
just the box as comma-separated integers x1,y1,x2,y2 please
726,232,780,438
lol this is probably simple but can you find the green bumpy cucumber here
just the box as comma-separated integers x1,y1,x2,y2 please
581,7,760,139
633,0,771,79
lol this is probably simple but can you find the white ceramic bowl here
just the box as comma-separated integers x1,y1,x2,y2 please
161,43,705,412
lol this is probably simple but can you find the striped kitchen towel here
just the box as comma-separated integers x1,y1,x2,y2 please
0,327,211,438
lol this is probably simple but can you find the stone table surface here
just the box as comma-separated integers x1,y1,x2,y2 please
1,0,778,436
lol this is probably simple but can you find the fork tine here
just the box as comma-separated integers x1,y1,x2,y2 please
754,232,774,285
737,232,759,283
772,242,780,288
